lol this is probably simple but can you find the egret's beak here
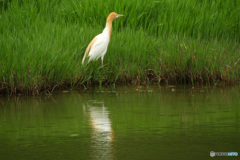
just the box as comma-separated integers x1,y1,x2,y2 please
117,14,124,18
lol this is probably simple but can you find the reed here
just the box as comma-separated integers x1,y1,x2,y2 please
0,0,239,94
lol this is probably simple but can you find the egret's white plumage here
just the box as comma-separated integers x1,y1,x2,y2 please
82,12,124,65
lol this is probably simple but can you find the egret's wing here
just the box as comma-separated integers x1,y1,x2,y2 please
82,35,99,64
88,35,109,62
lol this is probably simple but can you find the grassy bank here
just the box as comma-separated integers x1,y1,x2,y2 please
0,0,240,95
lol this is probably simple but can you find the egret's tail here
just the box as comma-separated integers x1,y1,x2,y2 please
82,57,85,65
82,53,88,65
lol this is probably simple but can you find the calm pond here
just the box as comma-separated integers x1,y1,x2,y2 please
0,85,239,160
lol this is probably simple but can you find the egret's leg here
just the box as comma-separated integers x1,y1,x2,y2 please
101,58,104,70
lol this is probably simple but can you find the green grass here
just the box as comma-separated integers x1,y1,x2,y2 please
0,0,240,94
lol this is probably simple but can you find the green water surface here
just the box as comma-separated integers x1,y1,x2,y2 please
0,86,239,160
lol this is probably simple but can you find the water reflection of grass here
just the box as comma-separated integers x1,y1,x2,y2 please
0,0,239,94
0,94,90,143
109,86,240,133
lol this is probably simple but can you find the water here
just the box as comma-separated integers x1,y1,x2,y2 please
0,85,239,160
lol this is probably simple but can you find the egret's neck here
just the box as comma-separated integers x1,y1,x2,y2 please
103,21,112,41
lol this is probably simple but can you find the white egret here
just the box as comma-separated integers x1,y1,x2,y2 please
82,12,124,65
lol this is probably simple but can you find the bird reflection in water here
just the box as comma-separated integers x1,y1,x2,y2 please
83,100,114,160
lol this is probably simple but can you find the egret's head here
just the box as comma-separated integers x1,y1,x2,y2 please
107,12,124,22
